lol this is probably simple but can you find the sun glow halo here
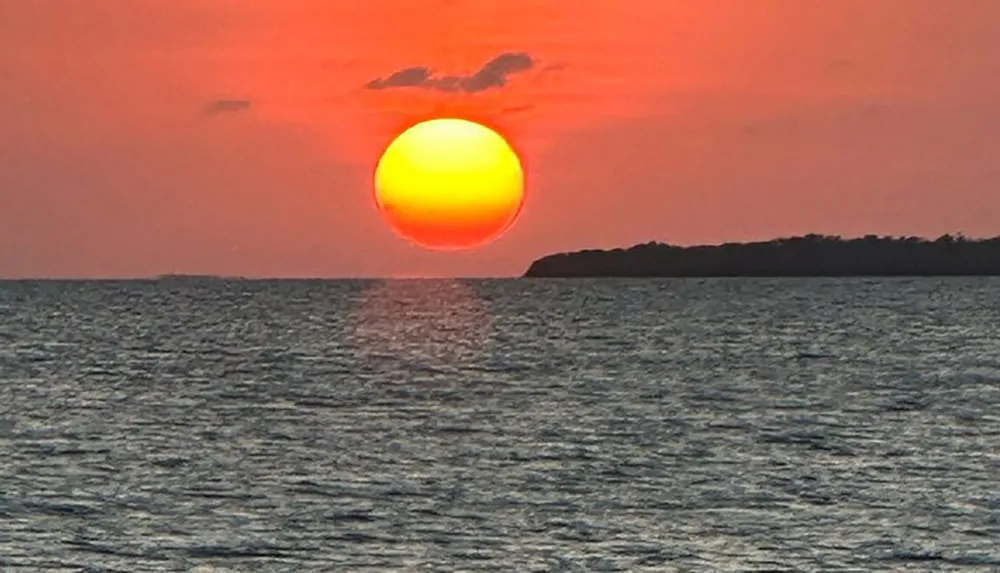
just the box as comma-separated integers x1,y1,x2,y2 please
374,118,525,250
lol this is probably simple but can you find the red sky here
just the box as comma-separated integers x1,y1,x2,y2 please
3,0,1000,277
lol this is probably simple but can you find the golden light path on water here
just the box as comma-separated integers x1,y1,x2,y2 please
346,279,494,370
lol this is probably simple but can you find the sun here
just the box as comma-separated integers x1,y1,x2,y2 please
373,118,525,250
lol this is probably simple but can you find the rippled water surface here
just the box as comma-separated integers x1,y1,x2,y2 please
2,278,999,572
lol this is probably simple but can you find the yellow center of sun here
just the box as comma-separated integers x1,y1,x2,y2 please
373,118,525,250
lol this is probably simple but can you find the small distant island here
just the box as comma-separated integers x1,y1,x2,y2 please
152,274,244,281
524,234,1000,277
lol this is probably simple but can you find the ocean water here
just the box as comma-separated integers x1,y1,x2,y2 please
1,278,999,572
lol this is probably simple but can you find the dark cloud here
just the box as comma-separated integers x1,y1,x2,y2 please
460,52,533,92
366,52,536,93
365,67,433,90
205,99,251,114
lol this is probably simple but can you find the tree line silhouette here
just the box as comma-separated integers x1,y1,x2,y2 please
524,234,1000,277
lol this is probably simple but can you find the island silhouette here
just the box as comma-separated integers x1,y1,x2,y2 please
524,234,1000,277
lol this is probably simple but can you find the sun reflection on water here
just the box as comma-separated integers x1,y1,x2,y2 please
347,279,494,371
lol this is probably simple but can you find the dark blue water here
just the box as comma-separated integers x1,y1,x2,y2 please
2,278,999,572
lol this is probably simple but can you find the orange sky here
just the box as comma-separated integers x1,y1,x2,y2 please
2,0,1000,277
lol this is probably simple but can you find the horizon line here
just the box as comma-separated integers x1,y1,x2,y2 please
3,232,999,281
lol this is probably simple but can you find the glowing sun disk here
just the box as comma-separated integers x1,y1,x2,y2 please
374,118,525,250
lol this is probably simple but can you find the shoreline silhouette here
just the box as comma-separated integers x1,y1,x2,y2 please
524,234,1000,277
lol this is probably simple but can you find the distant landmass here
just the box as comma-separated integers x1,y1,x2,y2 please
524,234,1000,277
153,274,243,281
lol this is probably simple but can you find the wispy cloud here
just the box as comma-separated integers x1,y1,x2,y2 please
205,99,251,114
500,104,535,114
741,101,898,137
366,52,535,93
